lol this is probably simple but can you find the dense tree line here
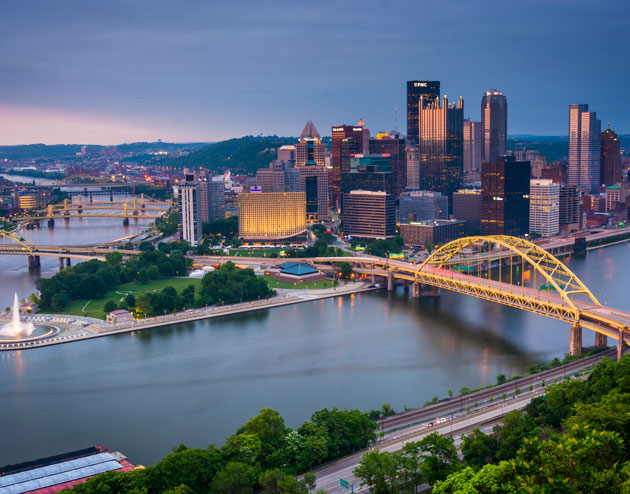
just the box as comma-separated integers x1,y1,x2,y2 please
156,211,180,237
352,355,630,493
363,237,404,257
197,262,274,306
35,249,188,310
63,406,376,494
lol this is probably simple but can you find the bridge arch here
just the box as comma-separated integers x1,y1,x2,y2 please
0,229,35,252
414,235,601,317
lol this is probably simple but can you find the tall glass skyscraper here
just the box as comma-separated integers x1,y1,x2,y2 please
406,81,440,145
568,104,601,193
481,90,507,162
418,94,464,210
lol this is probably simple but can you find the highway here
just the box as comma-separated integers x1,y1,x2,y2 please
311,349,611,493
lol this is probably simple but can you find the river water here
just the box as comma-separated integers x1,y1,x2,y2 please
0,211,628,466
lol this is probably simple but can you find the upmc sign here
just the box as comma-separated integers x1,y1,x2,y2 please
414,82,428,87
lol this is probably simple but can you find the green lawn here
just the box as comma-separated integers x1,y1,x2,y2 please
40,277,203,319
261,275,337,290
227,248,285,257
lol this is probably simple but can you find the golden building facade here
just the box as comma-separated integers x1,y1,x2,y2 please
238,192,306,240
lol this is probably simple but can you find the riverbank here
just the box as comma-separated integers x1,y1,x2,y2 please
0,281,377,351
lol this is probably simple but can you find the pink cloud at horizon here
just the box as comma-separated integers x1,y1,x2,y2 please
0,104,212,145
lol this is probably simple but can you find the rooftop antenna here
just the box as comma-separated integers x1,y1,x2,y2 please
394,107,398,132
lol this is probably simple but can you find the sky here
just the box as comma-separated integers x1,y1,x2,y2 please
0,0,628,145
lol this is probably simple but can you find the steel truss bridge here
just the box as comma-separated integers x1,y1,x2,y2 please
14,195,171,224
196,235,630,359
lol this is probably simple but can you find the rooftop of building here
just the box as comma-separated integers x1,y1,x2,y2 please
405,219,466,227
280,263,319,276
0,445,135,494
299,120,321,141
347,190,388,196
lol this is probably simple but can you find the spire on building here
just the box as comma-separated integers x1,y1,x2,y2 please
299,120,321,142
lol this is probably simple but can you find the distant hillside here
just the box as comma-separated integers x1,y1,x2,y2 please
0,142,208,161
164,135,297,174
508,137,569,162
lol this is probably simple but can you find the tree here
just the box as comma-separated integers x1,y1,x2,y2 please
413,433,460,485
461,428,498,468
138,268,150,284
210,462,257,494
125,293,136,307
354,450,401,494
493,410,537,461
338,262,353,280
135,294,152,317
239,408,288,466
496,374,506,385
105,251,123,265
310,407,377,461
50,291,70,309
103,300,118,314
259,469,315,494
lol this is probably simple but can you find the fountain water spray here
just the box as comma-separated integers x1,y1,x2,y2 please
0,293,35,337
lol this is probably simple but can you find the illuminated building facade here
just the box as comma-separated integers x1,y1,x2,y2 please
481,156,530,236
342,190,396,239
340,155,393,210
406,145,420,189
299,163,329,221
568,104,601,193
369,131,406,196
400,219,466,247
418,95,464,208
178,178,203,246
600,127,622,187
529,179,559,237
296,120,325,167
481,90,507,162
238,192,307,240
453,189,482,234
463,120,482,172
406,80,440,145
559,185,581,232
331,121,370,205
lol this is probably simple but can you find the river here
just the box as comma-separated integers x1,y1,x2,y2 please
0,219,628,466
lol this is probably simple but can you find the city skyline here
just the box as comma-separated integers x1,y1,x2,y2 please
0,0,629,144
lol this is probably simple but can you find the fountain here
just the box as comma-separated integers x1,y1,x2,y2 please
0,293,35,338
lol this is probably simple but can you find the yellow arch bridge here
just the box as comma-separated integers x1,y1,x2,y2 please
195,235,630,359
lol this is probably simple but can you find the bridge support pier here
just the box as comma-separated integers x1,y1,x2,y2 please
387,271,393,291
47,218,55,228
570,324,582,356
66,258,71,267
412,282,420,298
618,329,628,361
123,218,129,226
28,255,40,269
59,257,65,270
595,332,607,348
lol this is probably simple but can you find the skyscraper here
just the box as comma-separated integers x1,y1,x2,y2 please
600,127,622,187
299,162,329,221
342,190,396,239
296,120,325,167
481,90,507,163
481,156,530,236
529,179,560,237
463,120,482,172
418,94,464,209
559,185,581,232
238,192,307,240
406,81,440,144
331,121,369,206
568,104,601,193
177,174,202,246
369,131,406,197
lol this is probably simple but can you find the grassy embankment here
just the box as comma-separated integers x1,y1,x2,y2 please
227,248,354,257
39,278,203,320
260,275,337,290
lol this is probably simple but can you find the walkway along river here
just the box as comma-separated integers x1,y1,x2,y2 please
0,240,628,467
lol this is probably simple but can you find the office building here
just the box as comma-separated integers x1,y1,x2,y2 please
481,156,530,236
238,192,307,240
559,185,581,232
343,190,396,239
296,120,326,167
400,219,466,247
418,94,464,207
277,145,296,166
369,131,406,196
601,127,622,187
529,179,560,237
340,155,393,210
299,162,329,221
406,146,420,189
568,104,601,193
406,80,440,144
207,179,226,222
481,90,507,162
399,190,448,223
463,120,482,172
331,121,370,205
605,185,624,213
453,189,482,234
178,176,203,246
